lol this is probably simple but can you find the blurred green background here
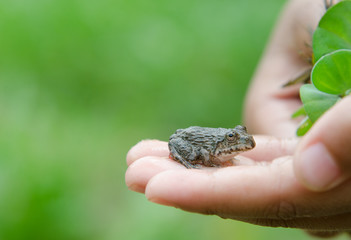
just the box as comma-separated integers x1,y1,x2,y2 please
0,0,349,239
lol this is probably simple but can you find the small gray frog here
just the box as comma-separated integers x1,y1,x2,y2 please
168,125,256,168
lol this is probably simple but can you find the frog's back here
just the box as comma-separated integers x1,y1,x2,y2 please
170,126,226,148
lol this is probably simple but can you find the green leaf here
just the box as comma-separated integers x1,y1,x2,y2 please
291,105,306,119
312,1,351,62
300,84,340,122
296,117,313,137
311,49,351,95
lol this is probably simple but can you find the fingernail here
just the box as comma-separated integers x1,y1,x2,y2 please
297,143,341,191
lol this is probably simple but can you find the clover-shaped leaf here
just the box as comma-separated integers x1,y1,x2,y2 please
312,1,351,62
300,84,340,123
311,49,351,95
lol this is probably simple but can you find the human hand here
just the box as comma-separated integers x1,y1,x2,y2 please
125,0,351,235
245,0,351,223
125,135,351,232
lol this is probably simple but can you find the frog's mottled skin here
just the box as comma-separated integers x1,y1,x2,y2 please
168,125,256,168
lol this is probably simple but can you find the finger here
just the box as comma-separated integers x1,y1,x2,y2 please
294,97,351,192
125,154,259,193
145,157,351,221
126,140,169,166
240,135,298,162
125,156,184,193
146,157,300,217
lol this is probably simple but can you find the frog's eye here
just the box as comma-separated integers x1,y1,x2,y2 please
227,133,236,141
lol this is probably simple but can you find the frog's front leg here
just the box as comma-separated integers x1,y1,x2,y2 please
168,138,200,169
199,149,214,167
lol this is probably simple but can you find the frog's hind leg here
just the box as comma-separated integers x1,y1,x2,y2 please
169,151,197,169
168,139,199,169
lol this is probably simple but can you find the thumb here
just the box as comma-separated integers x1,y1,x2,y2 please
294,96,351,192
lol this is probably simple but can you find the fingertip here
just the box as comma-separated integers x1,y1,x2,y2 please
294,97,351,192
125,159,147,193
125,156,184,193
145,170,182,199
126,144,138,166
126,140,169,165
294,143,344,192
145,170,204,209
145,171,174,205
